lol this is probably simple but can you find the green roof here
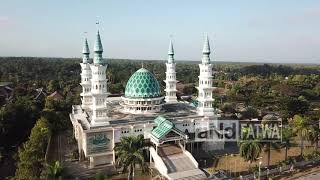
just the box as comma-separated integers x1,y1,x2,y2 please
191,100,198,107
124,68,161,98
154,116,166,126
151,116,173,139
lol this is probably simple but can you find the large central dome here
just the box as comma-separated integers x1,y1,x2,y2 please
125,68,161,98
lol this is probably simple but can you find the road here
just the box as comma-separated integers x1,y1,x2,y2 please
296,172,320,180
46,132,68,164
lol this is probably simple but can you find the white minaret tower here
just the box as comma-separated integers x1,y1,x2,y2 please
196,35,215,116
164,39,178,103
90,30,109,126
80,38,92,109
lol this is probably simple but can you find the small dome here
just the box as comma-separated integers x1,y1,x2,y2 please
125,68,161,98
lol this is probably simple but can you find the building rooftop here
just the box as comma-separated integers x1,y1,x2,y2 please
72,97,205,130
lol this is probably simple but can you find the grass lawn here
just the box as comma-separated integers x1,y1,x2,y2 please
207,145,316,177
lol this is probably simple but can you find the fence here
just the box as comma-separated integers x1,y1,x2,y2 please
239,158,320,180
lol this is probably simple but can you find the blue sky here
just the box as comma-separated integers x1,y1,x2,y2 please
0,0,319,63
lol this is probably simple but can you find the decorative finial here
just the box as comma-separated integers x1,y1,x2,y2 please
96,17,100,29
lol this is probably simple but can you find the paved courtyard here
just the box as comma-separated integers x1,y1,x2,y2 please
47,131,117,179
296,172,320,180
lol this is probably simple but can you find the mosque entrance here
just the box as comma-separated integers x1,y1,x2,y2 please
148,116,207,179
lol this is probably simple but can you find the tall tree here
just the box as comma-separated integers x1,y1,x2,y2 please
239,139,263,169
290,115,310,156
282,127,294,161
308,125,320,152
261,120,281,166
14,117,51,180
114,135,150,180
239,127,263,169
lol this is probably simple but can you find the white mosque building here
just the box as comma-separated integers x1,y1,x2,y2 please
70,30,223,179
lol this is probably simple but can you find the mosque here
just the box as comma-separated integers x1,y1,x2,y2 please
70,30,223,179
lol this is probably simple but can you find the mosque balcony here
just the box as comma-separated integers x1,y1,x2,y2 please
121,96,164,102
90,105,108,110
165,70,176,74
80,92,92,96
91,92,110,96
80,63,91,69
163,80,178,83
195,86,216,90
197,97,214,102
80,82,91,86
80,73,92,78
164,88,177,92
199,63,213,67
198,74,213,78
119,101,163,107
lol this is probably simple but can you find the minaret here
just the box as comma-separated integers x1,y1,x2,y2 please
164,39,178,103
80,38,92,109
90,30,109,126
196,35,215,116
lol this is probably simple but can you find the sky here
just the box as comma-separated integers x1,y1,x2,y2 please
0,0,320,63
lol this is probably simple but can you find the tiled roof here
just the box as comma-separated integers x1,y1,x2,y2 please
151,116,173,139
124,68,161,98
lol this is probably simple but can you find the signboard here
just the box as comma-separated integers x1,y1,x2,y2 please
87,132,112,154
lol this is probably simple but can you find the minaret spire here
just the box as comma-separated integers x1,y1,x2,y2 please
94,30,103,52
80,35,93,110
202,34,211,64
90,26,109,126
164,37,178,103
93,30,104,65
196,34,215,116
82,37,91,63
167,39,174,63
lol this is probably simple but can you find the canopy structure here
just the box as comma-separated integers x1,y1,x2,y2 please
151,116,188,144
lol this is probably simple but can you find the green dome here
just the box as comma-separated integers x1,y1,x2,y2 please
125,68,161,98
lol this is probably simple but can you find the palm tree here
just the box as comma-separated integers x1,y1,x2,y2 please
114,135,150,180
47,161,63,180
308,125,320,152
261,119,281,166
239,127,263,169
290,115,310,156
239,139,263,169
282,127,294,161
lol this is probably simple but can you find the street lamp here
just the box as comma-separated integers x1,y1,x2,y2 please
259,161,262,180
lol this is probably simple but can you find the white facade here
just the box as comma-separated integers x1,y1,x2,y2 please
164,40,178,103
121,96,164,114
80,38,92,109
196,35,216,116
90,31,109,126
